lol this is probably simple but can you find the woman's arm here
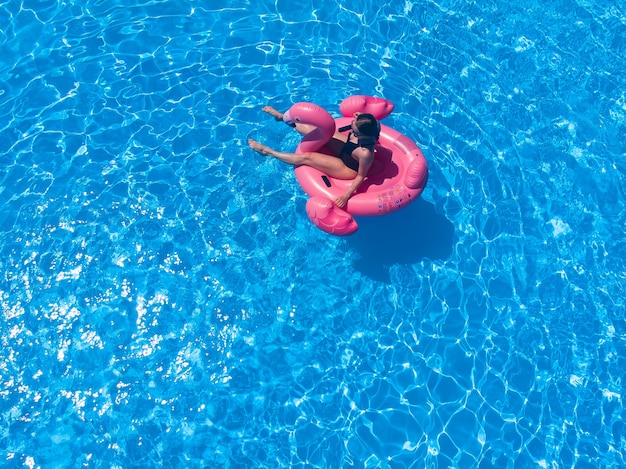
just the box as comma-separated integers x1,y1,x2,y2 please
335,149,374,208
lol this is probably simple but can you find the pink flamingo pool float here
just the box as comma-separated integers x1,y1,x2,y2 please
283,95,428,236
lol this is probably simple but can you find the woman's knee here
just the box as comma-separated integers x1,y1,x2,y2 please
300,152,317,164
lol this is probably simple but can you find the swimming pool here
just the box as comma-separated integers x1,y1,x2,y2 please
1,0,625,467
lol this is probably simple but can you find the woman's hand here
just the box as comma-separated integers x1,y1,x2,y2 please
335,194,350,208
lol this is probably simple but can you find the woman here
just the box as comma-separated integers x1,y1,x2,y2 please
248,106,380,208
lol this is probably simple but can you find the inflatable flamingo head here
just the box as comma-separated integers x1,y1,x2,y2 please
283,102,336,153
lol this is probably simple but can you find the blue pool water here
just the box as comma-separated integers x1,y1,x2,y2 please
1,0,625,467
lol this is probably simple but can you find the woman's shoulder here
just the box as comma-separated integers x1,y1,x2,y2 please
353,145,374,160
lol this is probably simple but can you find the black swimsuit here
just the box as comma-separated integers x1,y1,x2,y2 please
339,132,375,172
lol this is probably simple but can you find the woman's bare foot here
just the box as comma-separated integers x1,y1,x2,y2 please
262,106,284,121
248,138,273,156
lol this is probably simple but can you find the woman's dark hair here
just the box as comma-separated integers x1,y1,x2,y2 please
355,113,380,138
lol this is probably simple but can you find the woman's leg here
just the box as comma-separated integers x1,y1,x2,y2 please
248,139,356,179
